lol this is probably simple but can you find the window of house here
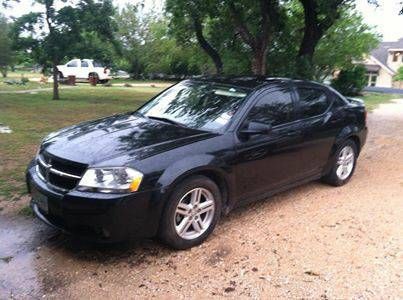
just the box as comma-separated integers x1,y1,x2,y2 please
366,72,378,87
392,52,399,62
245,87,294,127
297,87,330,118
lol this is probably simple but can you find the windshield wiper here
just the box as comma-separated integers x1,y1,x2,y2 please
147,115,187,128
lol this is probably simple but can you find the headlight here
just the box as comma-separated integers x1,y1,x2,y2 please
78,167,143,193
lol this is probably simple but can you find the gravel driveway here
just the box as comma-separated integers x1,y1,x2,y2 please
1,100,402,299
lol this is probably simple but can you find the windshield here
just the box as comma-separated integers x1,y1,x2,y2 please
138,81,250,131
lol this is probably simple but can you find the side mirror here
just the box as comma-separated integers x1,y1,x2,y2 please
240,121,272,136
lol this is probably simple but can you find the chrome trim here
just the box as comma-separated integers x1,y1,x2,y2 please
49,167,81,179
37,155,50,168
36,155,82,180
35,165,69,193
36,165,46,181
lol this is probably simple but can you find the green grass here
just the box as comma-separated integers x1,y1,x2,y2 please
0,85,164,205
358,92,401,111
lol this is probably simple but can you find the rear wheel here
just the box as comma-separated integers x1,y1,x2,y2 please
159,176,221,249
322,140,357,186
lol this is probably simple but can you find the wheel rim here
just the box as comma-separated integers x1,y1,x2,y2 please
174,187,215,240
336,145,355,180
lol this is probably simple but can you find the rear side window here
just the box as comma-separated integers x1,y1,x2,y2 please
81,60,89,67
297,87,330,118
245,87,294,126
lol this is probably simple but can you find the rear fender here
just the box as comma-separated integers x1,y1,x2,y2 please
322,125,361,175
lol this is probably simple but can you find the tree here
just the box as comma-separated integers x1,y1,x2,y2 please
296,0,353,79
313,11,380,81
12,0,117,100
226,0,283,75
166,0,223,74
0,14,14,77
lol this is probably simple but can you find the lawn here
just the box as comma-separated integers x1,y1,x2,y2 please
357,92,401,111
0,85,166,212
0,86,400,214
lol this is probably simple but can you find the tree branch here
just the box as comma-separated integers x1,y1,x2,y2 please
228,2,256,50
192,14,223,74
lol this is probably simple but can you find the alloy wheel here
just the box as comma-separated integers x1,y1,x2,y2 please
336,145,355,180
174,187,215,240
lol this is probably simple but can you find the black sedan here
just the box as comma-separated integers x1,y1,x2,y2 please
26,77,367,249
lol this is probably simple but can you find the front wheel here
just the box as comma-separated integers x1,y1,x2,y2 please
322,140,357,186
159,176,222,249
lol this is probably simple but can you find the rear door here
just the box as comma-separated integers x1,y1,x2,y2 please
293,83,341,177
233,83,304,201
79,60,90,79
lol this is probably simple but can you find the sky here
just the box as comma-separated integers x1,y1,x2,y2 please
2,0,402,42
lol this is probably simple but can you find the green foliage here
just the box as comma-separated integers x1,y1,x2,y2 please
11,0,118,74
394,66,403,81
331,64,367,96
313,10,380,81
0,14,14,77
115,4,207,77
20,77,30,84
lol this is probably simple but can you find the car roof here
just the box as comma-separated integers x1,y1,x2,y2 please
189,76,328,90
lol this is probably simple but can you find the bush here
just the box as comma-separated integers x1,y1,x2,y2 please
331,65,367,96
20,76,30,85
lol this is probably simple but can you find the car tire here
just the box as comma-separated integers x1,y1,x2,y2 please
159,175,222,250
89,73,99,83
322,139,358,186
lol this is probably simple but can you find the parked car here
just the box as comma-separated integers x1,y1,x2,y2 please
26,77,367,249
56,59,111,83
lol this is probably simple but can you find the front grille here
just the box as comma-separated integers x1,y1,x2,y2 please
36,151,87,191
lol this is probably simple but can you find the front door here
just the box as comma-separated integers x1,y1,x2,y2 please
233,83,304,202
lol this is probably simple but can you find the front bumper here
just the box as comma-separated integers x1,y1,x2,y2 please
26,162,164,242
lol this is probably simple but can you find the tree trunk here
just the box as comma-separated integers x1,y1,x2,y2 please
52,61,59,100
0,68,7,78
193,17,223,75
251,48,268,75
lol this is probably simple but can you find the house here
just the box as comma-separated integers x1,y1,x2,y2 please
362,37,403,88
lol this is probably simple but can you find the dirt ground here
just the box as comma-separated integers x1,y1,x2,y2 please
1,100,402,299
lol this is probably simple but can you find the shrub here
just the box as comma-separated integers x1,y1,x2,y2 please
20,76,30,85
393,66,403,81
331,65,367,96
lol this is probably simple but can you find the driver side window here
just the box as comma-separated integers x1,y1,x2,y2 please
245,87,294,127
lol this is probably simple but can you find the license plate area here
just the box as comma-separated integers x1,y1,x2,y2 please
31,186,49,213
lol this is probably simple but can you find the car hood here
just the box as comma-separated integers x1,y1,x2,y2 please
41,112,214,165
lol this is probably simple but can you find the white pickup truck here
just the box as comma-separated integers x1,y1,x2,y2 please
56,59,111,83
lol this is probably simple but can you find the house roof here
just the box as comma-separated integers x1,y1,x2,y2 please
370,38,403,73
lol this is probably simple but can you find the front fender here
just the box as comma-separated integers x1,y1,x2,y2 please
157,154,234,208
